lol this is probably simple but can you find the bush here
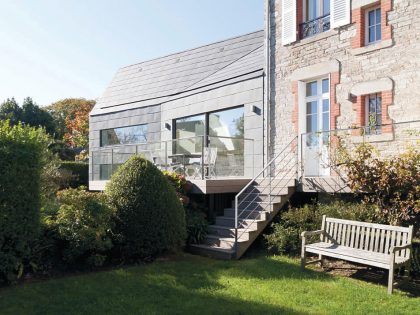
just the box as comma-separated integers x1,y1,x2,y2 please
106,156,186,260
338,143,419,228
163,171,207,244
265,201,378,255
0,120,49,283
59,161,89,188
49,188,114,268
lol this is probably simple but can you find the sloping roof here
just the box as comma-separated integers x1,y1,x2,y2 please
91,30,264,115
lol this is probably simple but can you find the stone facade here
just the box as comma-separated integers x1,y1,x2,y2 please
269,0,420,158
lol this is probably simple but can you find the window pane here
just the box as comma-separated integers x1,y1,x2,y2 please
100,124,148,146
376,8,381,26
175,114,205,139
209,107,244,138
323,0,330,15
306,114,318,133
306,81,317,97
376,25,381,41
322,99,330,112
369,27,375,42
322,79,329,93
369,10,375,26
307,0,318,20
306,101,317,115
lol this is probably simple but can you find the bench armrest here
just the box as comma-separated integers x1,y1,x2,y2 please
390,243,412,254
301,230,324,238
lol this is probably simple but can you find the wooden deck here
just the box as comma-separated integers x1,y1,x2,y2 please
189,178,252,194
89,178,252,194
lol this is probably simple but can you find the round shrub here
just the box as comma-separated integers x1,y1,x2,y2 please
106,156,186,260
0,120,49,283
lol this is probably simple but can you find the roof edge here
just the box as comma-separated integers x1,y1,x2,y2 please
119,29,264,70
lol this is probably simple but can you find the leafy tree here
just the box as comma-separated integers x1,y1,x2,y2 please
45,98,95,145
21,97,56,135
0,97,56,136
0,98,22,125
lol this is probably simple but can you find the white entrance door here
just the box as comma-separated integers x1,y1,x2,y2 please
303,78,330,176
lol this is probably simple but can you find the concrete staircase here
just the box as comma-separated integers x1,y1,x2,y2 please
189,137,299,259
189,178,296,259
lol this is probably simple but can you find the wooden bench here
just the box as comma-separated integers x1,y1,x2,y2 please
301,216,413,294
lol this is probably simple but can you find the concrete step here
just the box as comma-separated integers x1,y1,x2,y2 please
223,208,268,220
203,235,248,249
233,194,282,206
207,225,255,240
215,216,263,229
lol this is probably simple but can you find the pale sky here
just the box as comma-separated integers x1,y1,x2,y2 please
0,0,264,106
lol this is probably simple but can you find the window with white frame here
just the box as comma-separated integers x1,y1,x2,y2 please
365,93,382,134
365,6,381,44
305,78,330,145
300,0,331,39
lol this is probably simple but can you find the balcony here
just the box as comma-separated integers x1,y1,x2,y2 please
90,136,255,191
299,14,331,40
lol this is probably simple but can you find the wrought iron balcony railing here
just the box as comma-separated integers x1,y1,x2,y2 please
299,14,331,40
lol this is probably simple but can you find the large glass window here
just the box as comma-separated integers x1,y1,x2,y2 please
174,114,205,139
100,124,148,147
209,107,244,138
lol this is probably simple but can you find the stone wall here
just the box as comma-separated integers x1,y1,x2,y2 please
269,0,420,156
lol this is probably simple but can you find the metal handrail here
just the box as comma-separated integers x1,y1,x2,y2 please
234,136,298,255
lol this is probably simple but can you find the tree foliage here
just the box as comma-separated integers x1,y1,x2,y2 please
45,98,95,149
0,97,55,135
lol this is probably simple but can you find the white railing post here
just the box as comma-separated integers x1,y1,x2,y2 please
201,136,205,179
234,194,239,257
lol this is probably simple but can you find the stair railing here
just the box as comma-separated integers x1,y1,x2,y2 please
234,136,298,256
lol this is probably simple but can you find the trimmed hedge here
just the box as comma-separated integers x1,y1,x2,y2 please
59,161,88,188
106,156,186,260
0,120,49,283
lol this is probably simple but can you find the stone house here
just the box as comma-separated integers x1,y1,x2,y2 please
89,0,419,258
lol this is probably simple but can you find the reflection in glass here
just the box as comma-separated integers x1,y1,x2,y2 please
174,114,205,154
209,107,245,177
306,81,317,97
100,124,148,147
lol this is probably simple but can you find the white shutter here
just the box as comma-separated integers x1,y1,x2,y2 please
331,0,351,28
281,0,296,46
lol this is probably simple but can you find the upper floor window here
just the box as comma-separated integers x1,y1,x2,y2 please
300,0,331,39
100,124,148,147
366,6,382,44
365,93,382,134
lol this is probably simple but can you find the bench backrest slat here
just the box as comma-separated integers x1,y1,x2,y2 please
324,217,412,257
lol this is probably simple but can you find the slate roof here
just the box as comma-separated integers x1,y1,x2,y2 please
91,30,264,115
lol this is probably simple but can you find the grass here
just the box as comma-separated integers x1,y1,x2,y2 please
0,254,418,315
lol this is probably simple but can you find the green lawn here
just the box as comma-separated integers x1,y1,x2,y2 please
0,254,418,315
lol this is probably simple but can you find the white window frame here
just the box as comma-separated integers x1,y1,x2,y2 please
304,77,330,137
365,93,382,134
365,5,382,45
303,0,330,22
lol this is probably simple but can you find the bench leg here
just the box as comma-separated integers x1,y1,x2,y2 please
319,254,324,268
388,267,394,295
301,237,306,271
